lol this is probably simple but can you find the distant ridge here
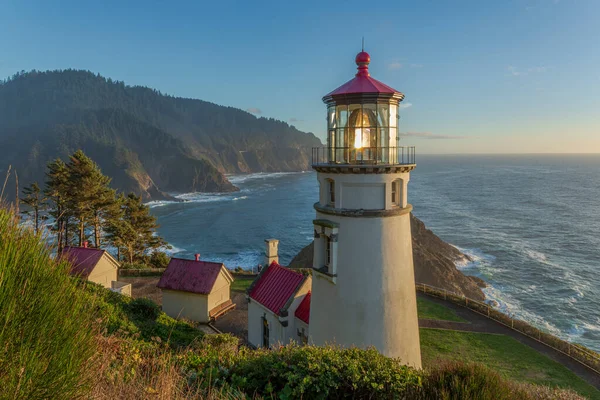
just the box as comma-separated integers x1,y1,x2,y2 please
0,70,321,199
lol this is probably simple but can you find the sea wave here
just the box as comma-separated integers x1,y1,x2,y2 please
227,171,306,185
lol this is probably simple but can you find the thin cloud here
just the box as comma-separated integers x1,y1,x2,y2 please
289,118,302,123
388,62,403,70
399,102,413,110
400,132,466,140
409,63,423,68
507,65,547,76
246,107,262,115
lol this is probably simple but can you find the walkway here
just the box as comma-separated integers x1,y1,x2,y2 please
417,292,600,390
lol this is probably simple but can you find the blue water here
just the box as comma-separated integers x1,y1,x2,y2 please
149,155,600,350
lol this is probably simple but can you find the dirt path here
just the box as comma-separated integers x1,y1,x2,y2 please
418,293,600,389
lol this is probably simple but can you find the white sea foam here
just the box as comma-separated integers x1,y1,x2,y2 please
524,248,548,263
227,171,304,185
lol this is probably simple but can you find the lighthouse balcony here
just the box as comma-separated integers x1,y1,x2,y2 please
312,146,416,173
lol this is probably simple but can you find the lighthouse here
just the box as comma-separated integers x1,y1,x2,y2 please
308,50,421,367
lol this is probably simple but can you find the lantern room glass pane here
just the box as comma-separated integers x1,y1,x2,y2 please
377,103,389,127
362,104,377,128
336,105,348,129
389,128,397,158
390,104,398,128
328,106,336,130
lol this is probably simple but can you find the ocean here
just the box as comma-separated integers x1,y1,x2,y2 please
149,154,600,351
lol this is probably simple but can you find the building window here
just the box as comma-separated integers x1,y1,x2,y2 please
325,235,332,267
391,180,401,206
327,179,335,206
262,315,269,348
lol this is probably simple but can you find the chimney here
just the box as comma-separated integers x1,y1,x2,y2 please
83,241,88,248
264,239,279,266
195,253,200,261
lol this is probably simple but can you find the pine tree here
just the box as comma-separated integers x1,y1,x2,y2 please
44,159,70,251
65,150,114,247
20,182,46,235
106,193,166,263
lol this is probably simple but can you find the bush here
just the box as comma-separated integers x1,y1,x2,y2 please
128,297,162,320
0,208,98,399
120,262,151,270
150,251,170,269
184,343,422,399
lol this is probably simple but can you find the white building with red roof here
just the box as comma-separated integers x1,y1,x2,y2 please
61,243,119,288
246,260,311,348
157,254,234,323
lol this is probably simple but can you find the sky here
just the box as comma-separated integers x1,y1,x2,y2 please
0,0,599,153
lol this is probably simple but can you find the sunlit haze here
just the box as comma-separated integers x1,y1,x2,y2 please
1,0,598,153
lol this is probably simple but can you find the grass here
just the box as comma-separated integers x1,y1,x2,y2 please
420,328,600,400
0,209,98,399
231,275,254,293
417,297,466,322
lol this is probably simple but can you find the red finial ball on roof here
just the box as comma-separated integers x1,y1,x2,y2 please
355,51,370,77
356,51,370,65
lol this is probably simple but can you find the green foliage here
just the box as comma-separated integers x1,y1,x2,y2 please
20,181,46,234
81,281,203,348
0,208,97,399
128,298,161,320
150,250,170,268
420,328,600,399
183,343,422,399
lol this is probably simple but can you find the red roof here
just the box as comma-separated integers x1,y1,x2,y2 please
295,291,311,324
324,51,401,97
157,258,229,295
61,246,106,278
249,262,305,315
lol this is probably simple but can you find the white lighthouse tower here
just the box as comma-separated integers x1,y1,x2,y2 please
308,50,421,367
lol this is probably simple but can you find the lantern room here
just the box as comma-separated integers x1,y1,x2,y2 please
314,51,415,166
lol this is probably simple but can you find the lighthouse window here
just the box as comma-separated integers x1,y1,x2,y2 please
325,235,332,266
391,180,401,206
327,179,335,206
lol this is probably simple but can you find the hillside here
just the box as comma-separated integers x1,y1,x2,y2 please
289,213,486,300
0,70,321,200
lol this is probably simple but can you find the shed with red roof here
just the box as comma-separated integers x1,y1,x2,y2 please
246,261,311,348
61,245,119,288
157,255,234,323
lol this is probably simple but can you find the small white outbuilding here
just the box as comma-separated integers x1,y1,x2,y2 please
246,261,311,348
157,255,235,323
62,244,119,288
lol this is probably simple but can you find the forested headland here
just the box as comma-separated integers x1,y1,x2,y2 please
0,70,321,201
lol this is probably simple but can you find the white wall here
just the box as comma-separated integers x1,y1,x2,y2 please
310,171,421,368
88,256,118,288
207,271,231,311
161,289,209,323
247,300,285,348
319,172,410,210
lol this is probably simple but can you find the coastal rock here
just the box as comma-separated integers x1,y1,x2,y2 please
288,214,486,301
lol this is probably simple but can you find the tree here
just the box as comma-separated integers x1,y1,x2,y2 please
65,150,114,247
20,182,46,234
44,159,70,251
106,193,167,263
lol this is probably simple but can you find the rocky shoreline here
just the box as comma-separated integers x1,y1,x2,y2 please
289,213,486,301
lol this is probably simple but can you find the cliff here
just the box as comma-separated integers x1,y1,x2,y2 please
0,70,321,199
288,214,486,300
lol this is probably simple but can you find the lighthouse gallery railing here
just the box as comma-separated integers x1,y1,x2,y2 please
312,146,416,166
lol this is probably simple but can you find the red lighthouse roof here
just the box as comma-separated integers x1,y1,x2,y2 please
323,51,403,99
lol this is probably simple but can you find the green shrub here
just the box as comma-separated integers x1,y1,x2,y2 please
120,262,151,269
128,297,161,320
184,343,422,399
150,251,170,268
0,208,97,399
